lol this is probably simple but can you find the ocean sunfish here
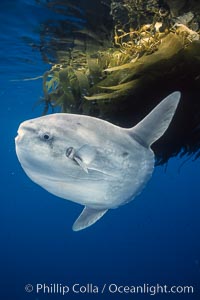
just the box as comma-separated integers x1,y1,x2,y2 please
15,91,180,231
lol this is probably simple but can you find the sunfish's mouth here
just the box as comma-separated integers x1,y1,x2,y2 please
15,135,20,143
15,128,25,143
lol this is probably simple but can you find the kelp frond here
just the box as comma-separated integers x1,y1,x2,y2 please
40,15,199,114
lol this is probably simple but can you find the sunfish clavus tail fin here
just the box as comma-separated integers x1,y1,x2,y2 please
72,207,108,231
129,91,181,147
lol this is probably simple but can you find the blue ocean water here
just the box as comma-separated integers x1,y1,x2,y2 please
1,1,200,299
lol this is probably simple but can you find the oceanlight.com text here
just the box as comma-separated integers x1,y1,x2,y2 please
24,282,195,296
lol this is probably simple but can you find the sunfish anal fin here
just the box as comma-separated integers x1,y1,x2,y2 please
72,207,108,231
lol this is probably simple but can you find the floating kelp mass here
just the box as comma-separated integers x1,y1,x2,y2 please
34,0,200,164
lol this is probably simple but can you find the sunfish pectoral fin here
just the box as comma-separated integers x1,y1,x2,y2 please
73,145,97,173
128,91,181,147
73,156,89,173
72,207,108,231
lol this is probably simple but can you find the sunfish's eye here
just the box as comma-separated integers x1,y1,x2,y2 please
39,131,53,141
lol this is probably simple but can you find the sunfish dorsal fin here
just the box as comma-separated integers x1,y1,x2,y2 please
129,91,181,147
72,207,108,231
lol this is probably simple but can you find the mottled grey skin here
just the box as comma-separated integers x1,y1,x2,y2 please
15,92,180,231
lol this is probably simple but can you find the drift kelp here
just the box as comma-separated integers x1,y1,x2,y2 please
41,2,199,115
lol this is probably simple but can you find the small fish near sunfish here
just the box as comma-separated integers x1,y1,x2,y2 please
15,92,181,231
